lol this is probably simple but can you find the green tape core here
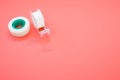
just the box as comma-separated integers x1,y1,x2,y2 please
12,19,25,29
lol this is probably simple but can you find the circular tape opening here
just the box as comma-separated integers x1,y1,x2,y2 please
12,19,25,29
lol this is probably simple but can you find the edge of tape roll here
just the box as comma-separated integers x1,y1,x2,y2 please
31,9,50,37
8,17,30,37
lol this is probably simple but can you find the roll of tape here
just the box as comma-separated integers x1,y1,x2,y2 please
31,9,50,37
8,17,30,37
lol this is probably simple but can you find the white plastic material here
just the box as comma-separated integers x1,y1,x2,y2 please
31,9,50,37
8,17,30,37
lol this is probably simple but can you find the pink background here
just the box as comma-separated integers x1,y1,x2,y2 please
0,0,120,80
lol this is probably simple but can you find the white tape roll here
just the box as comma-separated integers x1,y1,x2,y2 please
31,9,50,37
8,17,30,37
